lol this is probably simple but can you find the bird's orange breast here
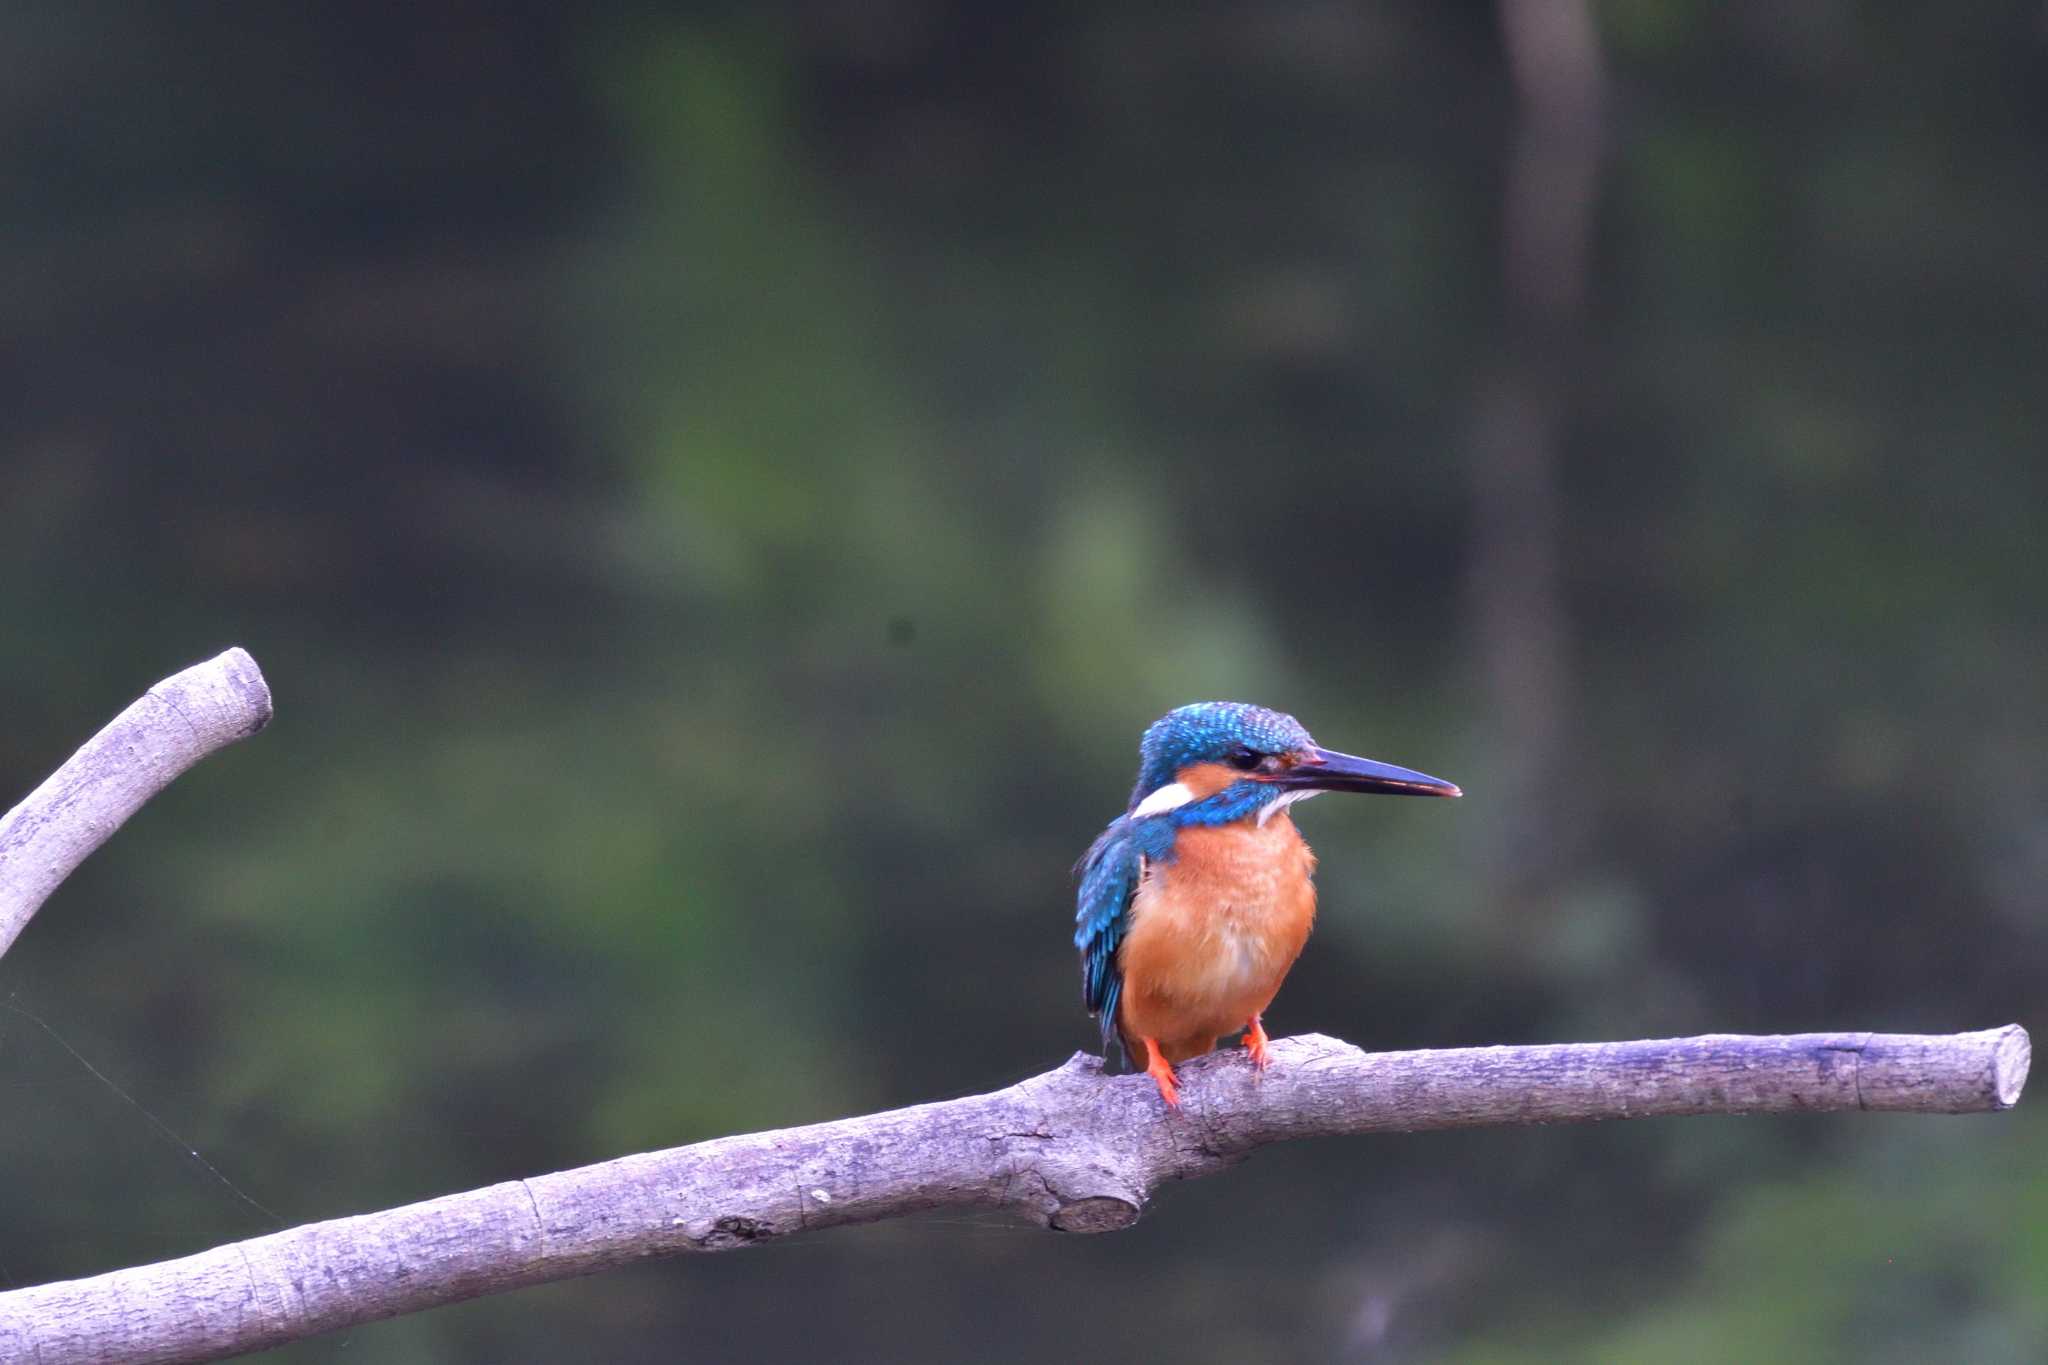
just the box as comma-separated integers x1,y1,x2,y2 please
1116,813,1318,1063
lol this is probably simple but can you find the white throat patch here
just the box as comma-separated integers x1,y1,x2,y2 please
1129,781,1196,819
1256,788,1320,826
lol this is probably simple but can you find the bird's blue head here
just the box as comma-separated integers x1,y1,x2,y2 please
1126,701,1460,827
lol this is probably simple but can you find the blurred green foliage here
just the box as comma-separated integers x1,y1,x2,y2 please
1,3,2044,1361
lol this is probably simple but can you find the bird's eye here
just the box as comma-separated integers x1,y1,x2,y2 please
1226,748,1263,771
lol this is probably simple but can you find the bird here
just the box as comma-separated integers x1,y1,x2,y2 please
1074,702,1460,1108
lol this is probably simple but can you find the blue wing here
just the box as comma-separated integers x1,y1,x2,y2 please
1074,816,1152,1059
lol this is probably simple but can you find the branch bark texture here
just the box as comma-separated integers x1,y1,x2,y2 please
0,647,273,961
0,1025,2027,1365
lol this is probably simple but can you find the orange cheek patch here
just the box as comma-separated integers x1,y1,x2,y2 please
1175,762,1246,799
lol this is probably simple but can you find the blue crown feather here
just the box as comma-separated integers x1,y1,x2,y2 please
1129,701,1315,806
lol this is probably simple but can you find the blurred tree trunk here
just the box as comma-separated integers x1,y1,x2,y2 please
1469,0,1607,922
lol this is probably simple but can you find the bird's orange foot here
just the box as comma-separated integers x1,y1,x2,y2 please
1242,1016,1272,1071
1141,1036,1181,1109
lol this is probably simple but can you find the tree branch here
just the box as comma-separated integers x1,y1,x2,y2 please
0,1025,2027,1365
0,658,2030,1361
0,647,273,961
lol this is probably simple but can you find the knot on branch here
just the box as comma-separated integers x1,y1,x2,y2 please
1020,1136,1153,1235
1047,1196,1141,1234
684,1215,773,1250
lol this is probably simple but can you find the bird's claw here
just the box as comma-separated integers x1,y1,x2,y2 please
1242,1016,1273,1071
1150,1068,1181,1109
1141,1036,1182,1109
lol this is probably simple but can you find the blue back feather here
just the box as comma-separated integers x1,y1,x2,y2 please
1073,816,1173,1055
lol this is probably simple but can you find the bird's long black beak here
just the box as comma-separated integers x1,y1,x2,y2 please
1268,747,1462,798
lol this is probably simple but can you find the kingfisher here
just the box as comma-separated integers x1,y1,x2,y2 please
1074,702,1460,1108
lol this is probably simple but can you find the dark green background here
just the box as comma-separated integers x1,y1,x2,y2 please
2,3,2043,1360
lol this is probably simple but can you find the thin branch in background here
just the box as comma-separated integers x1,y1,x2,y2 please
0,647,274,961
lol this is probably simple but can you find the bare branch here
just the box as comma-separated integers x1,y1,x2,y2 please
0,1025,2026,1365
0,648,273,960
0,656,2028,1360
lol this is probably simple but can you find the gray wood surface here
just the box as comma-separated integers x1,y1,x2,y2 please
0,1025,2027,1364
0,647,272,959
